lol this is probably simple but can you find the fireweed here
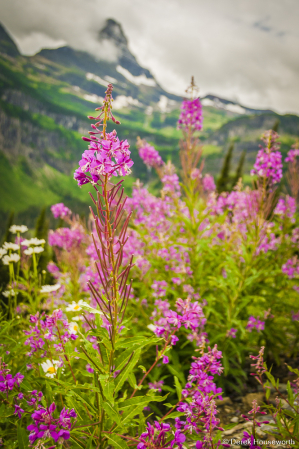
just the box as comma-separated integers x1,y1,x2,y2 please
240,346,299,447
0,80,299,448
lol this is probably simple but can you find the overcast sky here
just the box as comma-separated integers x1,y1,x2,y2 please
1,0,299,114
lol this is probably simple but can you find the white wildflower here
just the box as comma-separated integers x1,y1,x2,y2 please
2,289,15,297
147,324,157,332
9,225,28,234
33,246,44,254
21,238,45,246
40,284,61,293
10,253,20,263
0,249,7,259
69,322,79,334
24,247,33,255
3,242,20,251
2,254,20,265
24,246,43,255
65,299,88,312
41,360,60,378
65,300,89,312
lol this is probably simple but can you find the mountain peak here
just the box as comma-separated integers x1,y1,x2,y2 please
99,19,128,47
0,22,20,57
98,18,152,78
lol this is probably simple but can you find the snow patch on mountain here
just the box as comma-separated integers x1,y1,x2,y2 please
113,95,143,109
225,104,247,114
157,95,177,113
105,75,117,84
84,94,104,103
202,98,246,114
86,72,108,87
116,65,156,87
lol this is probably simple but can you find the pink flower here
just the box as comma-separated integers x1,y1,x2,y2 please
75,84,133,186
202,174,216,192
246,316,265,333
51,203,71,219
162,355,169,364
226,328,237,338
250,130,282,185
177,98,203,132
148,380,164,392
138,141,164,167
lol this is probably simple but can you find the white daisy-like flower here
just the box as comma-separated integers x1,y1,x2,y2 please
147,324,157,332
10,253,20,263
2,289,15,297
24,247,33,255
69,322,79,334
33,246,44,254
21,238,45,246
65,300,89,312
2,254,20,265
2,255,10,265
24,246,43,255
41,359,60,378
3,242,20,251
40,284,61,293
9,225,28,234
0,248,7,259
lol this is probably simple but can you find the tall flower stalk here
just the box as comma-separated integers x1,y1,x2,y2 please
75,83,134,372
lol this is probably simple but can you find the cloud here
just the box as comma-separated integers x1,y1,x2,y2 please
0,0,299,113
0,0,119,61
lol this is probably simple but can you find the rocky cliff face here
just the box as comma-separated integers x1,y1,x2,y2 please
0,23,20,57
98,18,153,78
0,105,84,174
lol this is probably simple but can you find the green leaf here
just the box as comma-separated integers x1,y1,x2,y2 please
164,411,185,419
68,390,97,413
80,303,103,315
102,402,123,429
287,381,294,404
103,378,115,404
45,382,53,405
167,365,185,385
120,394,168,426
105,434,129,449
115,347,137,371
115,336,160,349
138,412,146,435
17,425,29,449
174,376,182,401
265,371,276,387
114,349,141,394
119,394,165,411
127,372,138,389
287,365,299,377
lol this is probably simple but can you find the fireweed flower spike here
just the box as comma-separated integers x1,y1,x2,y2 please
51,203,71,219
250,130,283,186
137,137,164,168
75,82,137,384
0,359,24,393
177,76,203,133
27,403,76,445
74,84,133,186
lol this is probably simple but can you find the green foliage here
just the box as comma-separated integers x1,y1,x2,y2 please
217,143,234,192
231,150,245,188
